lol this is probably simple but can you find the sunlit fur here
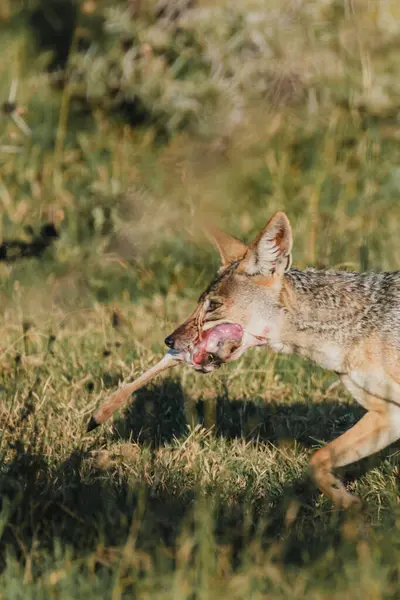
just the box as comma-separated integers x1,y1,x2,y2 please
166,211,400,508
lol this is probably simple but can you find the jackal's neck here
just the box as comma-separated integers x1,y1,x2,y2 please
280,268,375,346
273,268,375,370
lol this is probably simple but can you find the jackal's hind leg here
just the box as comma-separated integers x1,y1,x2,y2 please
309,405,400,508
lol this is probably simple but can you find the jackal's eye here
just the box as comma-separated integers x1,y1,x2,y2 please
207,300,222,313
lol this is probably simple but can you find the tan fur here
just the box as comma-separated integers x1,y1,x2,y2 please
248,275,276,287
165,211,400,508
204,223,247,266
279,277,299,313
88,354,179,430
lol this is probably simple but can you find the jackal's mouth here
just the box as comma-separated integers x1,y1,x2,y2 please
189,323,243,372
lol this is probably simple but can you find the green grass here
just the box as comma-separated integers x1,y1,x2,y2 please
0,308,398,599
0,0,400,597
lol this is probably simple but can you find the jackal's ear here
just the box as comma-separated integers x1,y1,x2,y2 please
241,211,292,276
204,223,248,267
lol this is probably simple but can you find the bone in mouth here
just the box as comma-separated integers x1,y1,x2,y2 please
87,322,243,431
87,352,180,431
191,323,243,367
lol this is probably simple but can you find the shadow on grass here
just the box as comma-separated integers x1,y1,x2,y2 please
0,440,193,573
29,0,105,70
109,377,398,525
111,378,189,447
111,376,365,449
0,378,397,581
0,441,363,579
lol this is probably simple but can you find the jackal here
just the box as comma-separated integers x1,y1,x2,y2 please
165,211,400,508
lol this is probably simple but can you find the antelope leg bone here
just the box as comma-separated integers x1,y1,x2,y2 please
86,352,181,431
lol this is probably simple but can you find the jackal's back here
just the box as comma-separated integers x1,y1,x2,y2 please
284,269,400,347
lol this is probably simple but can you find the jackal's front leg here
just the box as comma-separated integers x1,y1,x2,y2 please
309,405,400,508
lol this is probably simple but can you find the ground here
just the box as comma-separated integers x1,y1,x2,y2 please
0,1,399,598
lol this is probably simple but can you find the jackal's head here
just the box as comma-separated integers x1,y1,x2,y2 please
165,211,293,372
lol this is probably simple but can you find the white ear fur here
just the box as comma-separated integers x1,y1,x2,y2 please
243,212,292,276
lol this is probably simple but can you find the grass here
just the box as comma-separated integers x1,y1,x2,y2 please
0,0,400,597
0,307,398,599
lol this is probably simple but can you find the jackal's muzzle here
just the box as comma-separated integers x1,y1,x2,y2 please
165,322,244,373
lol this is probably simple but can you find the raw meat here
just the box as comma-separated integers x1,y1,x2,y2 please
191,323,243,367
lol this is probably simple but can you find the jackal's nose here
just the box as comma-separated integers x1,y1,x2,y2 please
164,334,175,349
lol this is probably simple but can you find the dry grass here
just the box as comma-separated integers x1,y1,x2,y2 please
0,0,399,597
0,301,397,598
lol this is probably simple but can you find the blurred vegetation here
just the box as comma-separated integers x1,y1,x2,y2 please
0,0,400,597
1,0,400,307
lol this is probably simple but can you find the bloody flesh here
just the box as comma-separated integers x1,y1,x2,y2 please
191,323,243,366
87,322,245,430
